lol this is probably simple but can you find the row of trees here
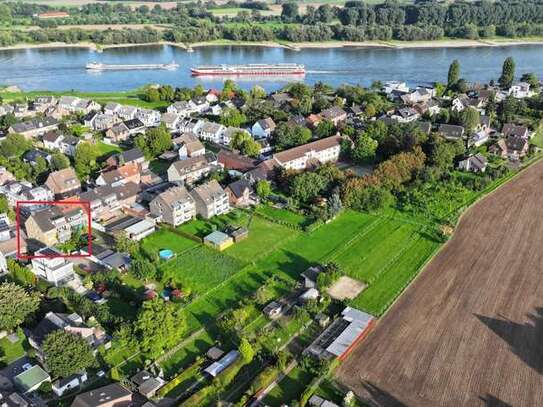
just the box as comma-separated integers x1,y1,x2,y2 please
337,1,543,28
3,21,543,48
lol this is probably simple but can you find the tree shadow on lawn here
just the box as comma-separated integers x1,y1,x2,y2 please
276,250,312,279
475,307,543,375
163,338,211,378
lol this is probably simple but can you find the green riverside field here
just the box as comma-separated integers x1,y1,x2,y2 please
142,208,441,337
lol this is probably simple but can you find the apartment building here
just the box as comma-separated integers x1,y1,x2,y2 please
190,180,230,219
272,135,345,170
150,186,196,226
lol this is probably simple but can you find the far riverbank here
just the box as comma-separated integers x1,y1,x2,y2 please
2,37,543,53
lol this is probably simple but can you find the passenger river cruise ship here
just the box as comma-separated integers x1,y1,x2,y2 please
190,63,305,76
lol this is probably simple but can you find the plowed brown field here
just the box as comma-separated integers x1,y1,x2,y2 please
337,160,543,407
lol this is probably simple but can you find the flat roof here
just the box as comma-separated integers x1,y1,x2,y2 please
204,231,231,245
14,365,50,392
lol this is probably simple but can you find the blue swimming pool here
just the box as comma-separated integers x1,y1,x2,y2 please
159,249,174,260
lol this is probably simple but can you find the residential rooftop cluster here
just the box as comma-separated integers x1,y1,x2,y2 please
0,60,541,406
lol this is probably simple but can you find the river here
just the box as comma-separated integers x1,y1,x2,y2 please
1,43,543,92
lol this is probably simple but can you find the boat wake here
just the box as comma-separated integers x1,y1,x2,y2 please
305,70,339,74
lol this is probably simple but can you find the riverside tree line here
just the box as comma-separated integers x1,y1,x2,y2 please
3,1,543,46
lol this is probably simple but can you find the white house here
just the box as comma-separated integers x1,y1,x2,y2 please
118,105,138,120
42,132,80,156
31,248,76,287
167,101,198,117
273,135,345,171
199,121,226,143
136,108,161,127
161,112,181,131
382,81,409,95
509,82,534,99
391,107,420,123
192,97,210,113
252,118,276,139
52,372,88,396
458,153,488,173
104,102,122,116
179,118,205,134
190,180,230,219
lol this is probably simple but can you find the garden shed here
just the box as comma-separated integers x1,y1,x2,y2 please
203,231,234,251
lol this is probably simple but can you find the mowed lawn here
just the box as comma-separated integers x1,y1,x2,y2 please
0,331,27,364
351,236,440,315
225,215,300,263
264,366,314,406
324,215,440,316
166,209,437,333
176,210,249,238
141,229,198,255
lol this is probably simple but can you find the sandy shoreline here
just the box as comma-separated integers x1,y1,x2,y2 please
1,38,543,53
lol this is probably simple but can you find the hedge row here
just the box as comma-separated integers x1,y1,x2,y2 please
253,210,304,231
159,223,203,243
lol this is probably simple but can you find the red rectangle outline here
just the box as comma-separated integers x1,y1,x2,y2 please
16,200,92,260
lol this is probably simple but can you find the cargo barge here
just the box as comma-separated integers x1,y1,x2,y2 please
191,63,305,76
86,61,179,71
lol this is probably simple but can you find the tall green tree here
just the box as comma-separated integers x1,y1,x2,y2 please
220,108,247,127
0,133,31,158
352,133,378,163
447,59,460,89
290,172,326,203
274,123,311,151
520,72,540,90
135,299,186,358
315,119,335,139
239,338,255,364
136,124,171,158
0,282,40,332
459,107,480,134
130,256,157,282
50,152,70,170
42,330,97,378
499,57,515,89
74,142,100,180
230,131,260,157
256,180,271,199
281,2,299,22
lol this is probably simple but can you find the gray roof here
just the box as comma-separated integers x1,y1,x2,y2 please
463,153,487,170
80,182,139,204
204,350,240,377
227,179,251,198
321,106,346,120
11,117,58,134
101,252,131,269
438,124,465,139
190,180,226,204
153,186,193,209
256,117,276,131
170,155,210,176
200,121,224,134
306,307,374,360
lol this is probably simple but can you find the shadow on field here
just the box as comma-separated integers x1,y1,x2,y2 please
479,394,512,407
277,251,311,278
475,307,543,375
360,380,407,407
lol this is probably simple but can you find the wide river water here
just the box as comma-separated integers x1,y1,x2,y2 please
1,43,543,92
